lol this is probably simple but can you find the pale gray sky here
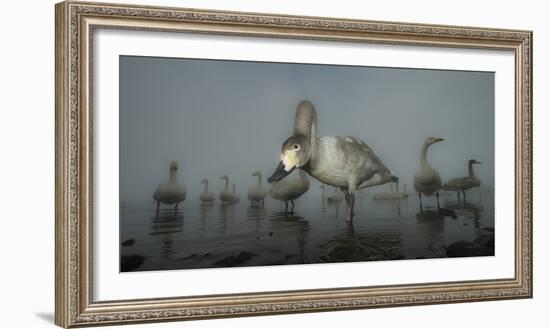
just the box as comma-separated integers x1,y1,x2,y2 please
120,55,494,201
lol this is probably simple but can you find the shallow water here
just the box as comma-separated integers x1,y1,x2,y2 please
120,190,494,272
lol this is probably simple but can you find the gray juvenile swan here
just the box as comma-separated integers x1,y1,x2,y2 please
442,159,482,199
414,137,444,208
269,169,309,212
268,100,397,221
153,161,186,211
219,175,233,204
248,171,267,205
199,178,215,203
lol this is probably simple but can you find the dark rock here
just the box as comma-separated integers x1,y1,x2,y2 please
121,255,145,272
121,239,135,247
181,253,198,261
483,227,495,233
327,245,353,259
446,240,494,257
236,251,255,262
474,236,495,249
269,232,274,236
214,256,239,267
213,251,256,267
285,254,296,259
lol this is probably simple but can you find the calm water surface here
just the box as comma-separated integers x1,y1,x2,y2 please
120,190,494,272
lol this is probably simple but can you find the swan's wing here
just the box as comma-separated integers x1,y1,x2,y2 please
342,136,391,173
443,177,470,190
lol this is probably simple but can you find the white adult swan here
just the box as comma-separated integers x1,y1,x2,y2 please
231,183,240,203
199,178,215,203
414,137,444,208
268,100,397,221
219,175,233,204
269,169,309,212
153,161,186,211
442,159,482,199
247,171,267,205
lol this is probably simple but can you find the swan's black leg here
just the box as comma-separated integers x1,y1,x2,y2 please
156,201,160,210
462,190,466,200
285,201,289,212
347,192,355,222
290,199,295,212
418,192,423,210
436,193,440,209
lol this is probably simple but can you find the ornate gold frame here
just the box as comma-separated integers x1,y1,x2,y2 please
55,1,533,327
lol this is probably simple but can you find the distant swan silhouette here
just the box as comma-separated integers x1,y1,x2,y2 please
269,169,309,212
268,100,397,221
442,159,482,199
247,171,267,205
219,175,233,204
327,187,343,203
200,178,215,203
414,137,444,208
373,182,408,200
153,161,186,211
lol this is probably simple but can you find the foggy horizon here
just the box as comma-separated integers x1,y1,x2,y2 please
120,55,494,202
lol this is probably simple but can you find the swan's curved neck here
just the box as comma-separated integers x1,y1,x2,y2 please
421,143,432,170
202,180,209,192
468,162,477,179
169,169,177,183
294,103,318,155
256,174,262,186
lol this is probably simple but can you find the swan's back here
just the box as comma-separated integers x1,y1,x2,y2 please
153,182,186,204
310,136,391,188
200,191,215,202
442,176,480,191
269,170,309,201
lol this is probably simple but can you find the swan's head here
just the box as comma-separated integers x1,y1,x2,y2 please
219,175,228,181
469,159,482,165
268,135,309,183
426,136,444,146
252,171,261,177
170,161,179,171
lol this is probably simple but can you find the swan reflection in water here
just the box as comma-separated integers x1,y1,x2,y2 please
445,199,484,229
150,209,184,257
268,211,310,264
120,187,494,271
318,222,403,263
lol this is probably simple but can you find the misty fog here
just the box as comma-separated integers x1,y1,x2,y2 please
119,55,494,202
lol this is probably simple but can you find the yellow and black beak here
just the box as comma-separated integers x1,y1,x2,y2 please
268,161,294,183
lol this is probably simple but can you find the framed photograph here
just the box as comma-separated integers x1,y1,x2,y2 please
55,1,532,327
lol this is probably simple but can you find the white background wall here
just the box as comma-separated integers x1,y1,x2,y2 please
0,0,547,328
